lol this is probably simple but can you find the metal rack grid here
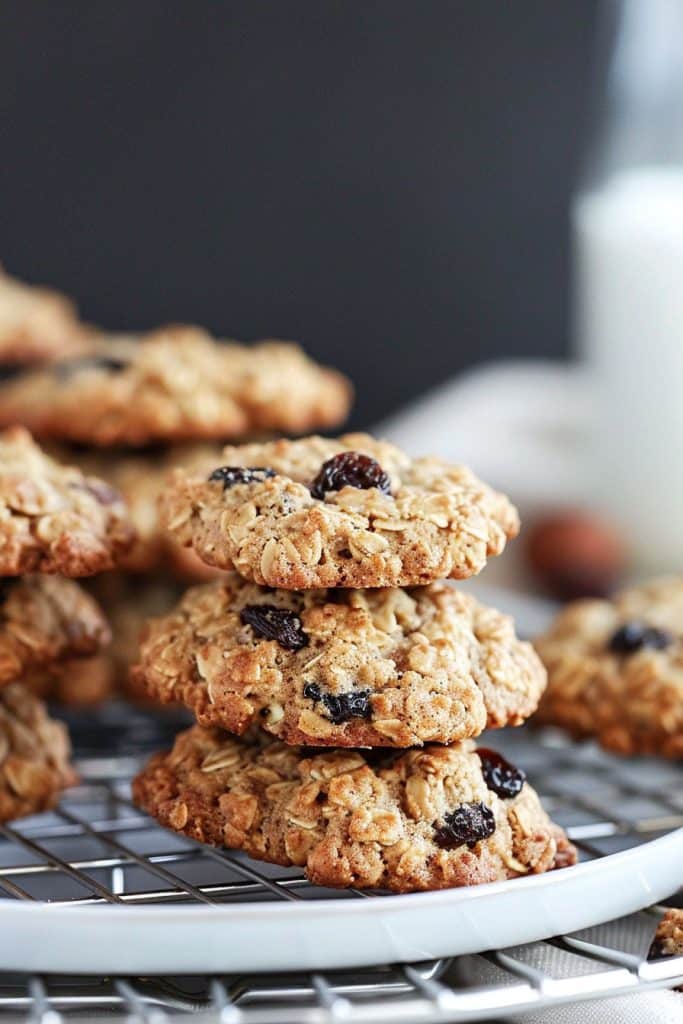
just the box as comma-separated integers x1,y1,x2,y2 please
0,703,677,1021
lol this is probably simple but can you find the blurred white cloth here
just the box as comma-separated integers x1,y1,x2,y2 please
375,359,596,597
375,362,682,1023
375,359,592,510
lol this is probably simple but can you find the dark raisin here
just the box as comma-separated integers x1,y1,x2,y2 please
433,801,496,849
0,579,11,607
608,621,672,654
240,604,308,651
55,355,129,378
310,451,392,500
477,748,526,799
303,682,372,724
208,466,276,490
0,365,26,382
362,748,404,770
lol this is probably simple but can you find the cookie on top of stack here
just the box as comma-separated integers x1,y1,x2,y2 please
132,434,577,892
0,269,354,707
0,425,136,819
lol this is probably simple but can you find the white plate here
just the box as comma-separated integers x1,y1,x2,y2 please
0,829,680,974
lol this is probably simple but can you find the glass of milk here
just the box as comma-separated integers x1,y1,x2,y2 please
574,0,683,572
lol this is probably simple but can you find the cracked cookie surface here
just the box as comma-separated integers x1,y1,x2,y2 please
0,427,135,575
133,576,545,746
0,682,76,821
535,577,683,758
0,326,351,446
0,575,110,686
160,434,519,589
0,267,89,365
133,727,576,892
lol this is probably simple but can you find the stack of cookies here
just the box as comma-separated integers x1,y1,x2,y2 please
0,269,353,706
132,434,576,892
0,425,136,819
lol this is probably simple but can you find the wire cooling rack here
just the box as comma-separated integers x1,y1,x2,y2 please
0,701,677,1021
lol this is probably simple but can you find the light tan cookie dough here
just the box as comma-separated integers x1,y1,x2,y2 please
0,575,110,686
133,576,545,746
535,577,683,758
160,434,519,589
0,682,76,820
133,728,576,893
0,427,135,575
0,326,352,446
0,266,89,365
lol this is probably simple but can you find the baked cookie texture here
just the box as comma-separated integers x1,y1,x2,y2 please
0,266,89,365
75,446,227,578
23,575,183,708
133,728,576,892
535,577,683,758
0,427,135,576
133,576,546,746
0,326,352,446
650,909,683,958
89,573,183,706
0,575,110,686
0,683,76,821
24,655,115,707
160,434,519,589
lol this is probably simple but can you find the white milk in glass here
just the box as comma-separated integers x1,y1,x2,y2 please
574,167,683,571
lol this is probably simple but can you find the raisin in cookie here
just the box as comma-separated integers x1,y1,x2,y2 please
0,682,76,820
0,266,89,366
0,427,135,575
160,434,519,589
133,576,545,746
0,326,352,446
133,728,575,892
535,577,683,758
0,575,110,685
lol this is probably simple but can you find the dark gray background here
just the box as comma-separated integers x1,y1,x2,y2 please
0,2,597,428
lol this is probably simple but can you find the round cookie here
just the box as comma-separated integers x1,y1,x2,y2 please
160,434,519,589
133,576,546,746
535,577,683,758
0,427,135,576
133,728,576,893
0,326,352,446
0,683,76,821
0,575,110,686
0,266,89,366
